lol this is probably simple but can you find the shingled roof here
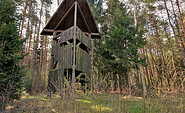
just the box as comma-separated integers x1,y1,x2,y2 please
41,0,100,39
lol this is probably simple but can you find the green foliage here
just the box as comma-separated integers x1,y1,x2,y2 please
0,0,26,111
88,0,105,25
96,0,146,73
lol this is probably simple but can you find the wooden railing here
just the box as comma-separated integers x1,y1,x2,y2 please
76,47,91,77
59,26,91,49
59,45,73,69
51,44,91,76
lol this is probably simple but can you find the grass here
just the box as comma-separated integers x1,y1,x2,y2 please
5,91,185,113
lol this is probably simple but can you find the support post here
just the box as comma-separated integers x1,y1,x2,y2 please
72,2,77,99
90,34,94,94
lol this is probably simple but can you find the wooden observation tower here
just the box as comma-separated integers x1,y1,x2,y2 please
41,0,100,93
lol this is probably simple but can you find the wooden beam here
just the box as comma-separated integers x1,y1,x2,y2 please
43,29,53,32
72,1,78,100
66,41,72,45
56,30,64,32
54,2,75,30
77,3,91,33
91,33,100,36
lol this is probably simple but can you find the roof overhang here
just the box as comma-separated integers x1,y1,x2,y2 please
40,0,101,39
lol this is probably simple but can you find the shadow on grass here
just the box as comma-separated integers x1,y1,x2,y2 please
5,91,185,113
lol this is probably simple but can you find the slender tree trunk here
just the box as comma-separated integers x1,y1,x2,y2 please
43,4,49,90
147,41,162,88
20,0,28,40
30,19,38,89
163,17,178,90
171,0,185,55
153,16,172,90
27,14,34,58
118,74,122,94
145,49,153,85
175,0,185,39
24,7,31,65
153,16,167,78
31,0,44,92
147,43,160,77
163,19,176,91
128,72,131,95
39,37,43,71
140,65,147,98
142,47,151,86
164,0,185,67
57,0,60,6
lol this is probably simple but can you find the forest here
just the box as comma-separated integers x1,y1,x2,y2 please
0,0,185,112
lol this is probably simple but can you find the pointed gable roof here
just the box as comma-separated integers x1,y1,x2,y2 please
41,0,100,39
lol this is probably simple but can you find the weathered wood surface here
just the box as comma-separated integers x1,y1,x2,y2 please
54,43,60,62
59,27,74,44
48,68,64,91
48,69,58,91
76,27,91,49
49,26,92,91
51,44,55,56
51,43,91,76
59,26,91,49
59,45,73,69
76,47,91,77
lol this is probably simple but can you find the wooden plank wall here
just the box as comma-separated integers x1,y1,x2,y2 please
60,27,74,44
54,43,60,62
59,45,73,69
48,68,64,92
76,27,91,50
59,26,91,50
76,47,91,77
48,69,58,92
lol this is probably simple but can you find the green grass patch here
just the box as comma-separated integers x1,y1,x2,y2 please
6,93,185,113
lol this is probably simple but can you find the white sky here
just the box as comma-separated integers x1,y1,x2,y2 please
50,0,185,16
51,0,58,16
50,0,108,16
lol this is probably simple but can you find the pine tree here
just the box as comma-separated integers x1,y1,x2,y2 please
0,0,25,111
97,0,146,93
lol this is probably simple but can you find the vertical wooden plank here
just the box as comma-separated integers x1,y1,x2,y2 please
70,45,72,68
51,44,54,56
60,33,62,44
62,47,65,69
66,45,68,68
70,27,73,40
56,43,59,62
67,45,69,68
64,46,66,68
80,48,81,71
77,47,79,70
84,50,86,72
50,56,54,69
54,44,56,62
62,47,64,68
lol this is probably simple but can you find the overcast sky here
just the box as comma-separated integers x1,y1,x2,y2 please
50,0,108,16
